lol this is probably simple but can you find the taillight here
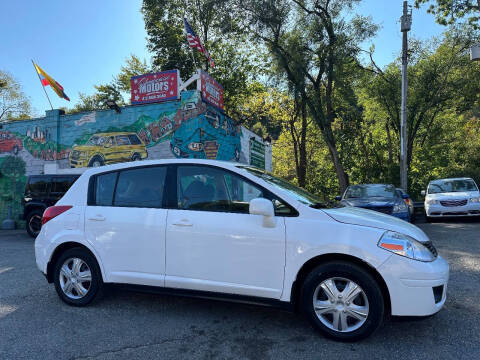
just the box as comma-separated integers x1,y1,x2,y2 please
42,206,72,225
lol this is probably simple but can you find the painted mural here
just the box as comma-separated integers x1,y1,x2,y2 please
0,90,243,172
0,89,271,225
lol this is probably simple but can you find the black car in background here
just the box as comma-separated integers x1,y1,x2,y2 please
22,174,79,237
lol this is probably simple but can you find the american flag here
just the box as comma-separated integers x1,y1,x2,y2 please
183,17,215,68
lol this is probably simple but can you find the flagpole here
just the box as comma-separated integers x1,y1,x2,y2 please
31,59,53,110
183,16,198,70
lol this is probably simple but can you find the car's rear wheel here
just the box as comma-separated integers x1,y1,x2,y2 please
301,261,384,342
12,145,19,155
26,209,43,238
53,248,103,306
132,153,141,161
88,156,104,167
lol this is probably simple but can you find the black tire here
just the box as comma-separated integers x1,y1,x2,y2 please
131,153,141,161
26,209,44,238
53,248,103,306
301,261,385,342
12,145,19,155
88,155,104,167
425,215,433,223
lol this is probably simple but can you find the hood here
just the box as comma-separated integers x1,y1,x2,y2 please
322,206,429,242
426,191,479,200
342,197,395,207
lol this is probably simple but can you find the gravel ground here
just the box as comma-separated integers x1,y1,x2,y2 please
0,219,479,360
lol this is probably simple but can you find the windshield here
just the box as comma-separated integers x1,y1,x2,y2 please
240,166,323,206
344,184,396,199
428,179,478,194
87,136,106,146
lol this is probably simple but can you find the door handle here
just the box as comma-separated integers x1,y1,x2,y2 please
88,215,105,221
172,219,193,227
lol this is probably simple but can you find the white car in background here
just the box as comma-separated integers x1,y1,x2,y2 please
35,159,448,341
422,177,480,221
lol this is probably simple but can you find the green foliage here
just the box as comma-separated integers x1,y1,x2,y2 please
415,0,480,28
0,70,31,122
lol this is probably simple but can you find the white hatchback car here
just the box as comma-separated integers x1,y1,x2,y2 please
35,159,449,341
422,177,480,221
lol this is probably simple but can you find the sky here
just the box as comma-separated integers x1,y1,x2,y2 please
0,0,445,117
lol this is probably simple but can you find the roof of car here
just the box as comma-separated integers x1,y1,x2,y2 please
91,132,138,136
81,159,247,177
429,177,473,182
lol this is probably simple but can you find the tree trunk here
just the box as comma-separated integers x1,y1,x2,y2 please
297,99,307,188
323,126,349,193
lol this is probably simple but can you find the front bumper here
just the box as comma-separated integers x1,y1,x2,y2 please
391,211,410,221
426,203,480,217
378,254,449,316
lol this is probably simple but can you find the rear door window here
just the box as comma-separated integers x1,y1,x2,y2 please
115,135,131,146
95,172,117,206
113,166,167,208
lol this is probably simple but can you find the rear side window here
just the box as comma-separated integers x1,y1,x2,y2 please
128,134,142,145
26,177,49,196
95,172,117,206
113,167,167,208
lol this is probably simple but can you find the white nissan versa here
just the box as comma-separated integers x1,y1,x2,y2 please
35,159,449,341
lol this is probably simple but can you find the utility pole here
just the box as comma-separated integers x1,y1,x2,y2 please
400,1,412,192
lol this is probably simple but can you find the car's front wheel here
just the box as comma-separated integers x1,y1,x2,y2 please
88,156,104,167
301,261,385,341
53,248,103,306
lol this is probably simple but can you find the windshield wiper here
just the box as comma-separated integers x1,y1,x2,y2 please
310,202,328,209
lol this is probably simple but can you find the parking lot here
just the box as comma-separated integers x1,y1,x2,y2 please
0,219,479,360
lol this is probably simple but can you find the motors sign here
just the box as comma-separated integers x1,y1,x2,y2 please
200,70,224,111
131,70,180,105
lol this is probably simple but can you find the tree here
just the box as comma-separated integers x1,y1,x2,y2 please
364,31,480,168
141,0,262,114
415,0,480,28
0,70,31,122
237,0,378,193
69,84,125,113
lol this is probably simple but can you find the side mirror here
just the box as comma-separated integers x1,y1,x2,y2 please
335,195,341,201
249,198,275,227
421,190,426,196
401,193,409,199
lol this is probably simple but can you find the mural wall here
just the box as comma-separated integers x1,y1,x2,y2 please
0,90,271,224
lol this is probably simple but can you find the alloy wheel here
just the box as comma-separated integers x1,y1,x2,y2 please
59,258,92,299
312,277,369,333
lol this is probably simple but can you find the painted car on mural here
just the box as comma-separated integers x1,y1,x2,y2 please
170,111,240,161
70,132,147,168
0,131,23,155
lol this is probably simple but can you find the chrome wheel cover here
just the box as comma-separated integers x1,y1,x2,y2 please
313,277,369,333
59,258,92,299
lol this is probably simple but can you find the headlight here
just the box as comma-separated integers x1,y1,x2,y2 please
378,231,436,262
393,202,407,212
470,197,480,203
426,199,439,205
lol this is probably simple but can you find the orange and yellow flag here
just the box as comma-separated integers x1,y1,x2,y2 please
33,62,70,101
